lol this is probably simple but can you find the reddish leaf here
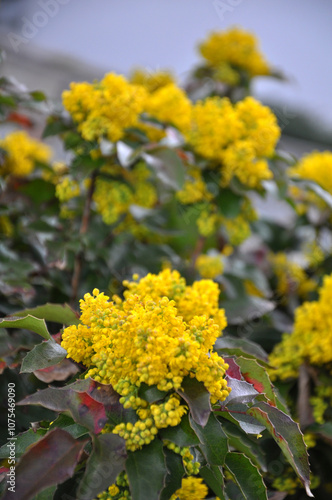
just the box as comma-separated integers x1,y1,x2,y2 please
2,429,87,500
18,384,111,434
33,359,79,383
224,357,241,380
7,112,33,128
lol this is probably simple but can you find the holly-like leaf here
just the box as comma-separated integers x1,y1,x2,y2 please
224,357,242,380
0,428,47,459
0,315,51,340
159,413,200,447
248,401,313,497
222,420,267,471
235,357,276,405
160,448,185,500
17,381,118,434
215,337,269,365
221,296,275,325
223,376,259,406
177,377,211,427
126,438,166,500
2,429,87,500
200,464,226,499
145,147,185,190
49,414,89,439
13,303,79,326
190,413,228,466
33,358,79,383
138,383,168,403
225,452,268,500
21,339,67,373
77,434,126,500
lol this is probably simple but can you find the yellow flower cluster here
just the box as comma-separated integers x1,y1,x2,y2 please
130,68,175,92
187,97,279,188
62,270,230,450
270,274,332,381
171,476,208,500
269,252,316,300
0,130,51,178
93,161,157,226
289,151,332,195
309,386,332,424
195,254,224,279
164,441,200,475
97,471,129,500
145,83,192,134
199,27,270,78
62,73,147,143
176,167,213,205
55,176,80,203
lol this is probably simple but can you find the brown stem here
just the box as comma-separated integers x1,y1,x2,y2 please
191,236,206,266
297,363,315,429
70,171,97,306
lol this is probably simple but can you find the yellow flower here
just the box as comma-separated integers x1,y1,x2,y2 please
270,274,332,382
269,252,316,300
62,270,230,449
55,176,80,202
145,83,192,134
62,73,147,143
176,167,213,205
199,27,270,78
289,151,332,194
130,68,175,92
0,131,51,177
195,254,224,279
171,476,208,500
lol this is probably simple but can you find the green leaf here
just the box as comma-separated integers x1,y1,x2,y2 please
77,434,126,500
159,413,200,447
30,90,47,102
200,465,226,499
225,452,267,500
2,429,87,500
31,485,57,500
138,383,168,403
21,339,67,373
221,296,275,325
215,336,269,365
216,188,243,217
248,401,313,496
0,95,16,107
0,315,51,340
190,413,228,465
177,377,211,427
126,438,166,500
49,414,89,439
160,448,185,500
43,117,71,138
0,428,47,459
13,303,79,326
221,420,267,471
18,179,55,204
147,147,185,190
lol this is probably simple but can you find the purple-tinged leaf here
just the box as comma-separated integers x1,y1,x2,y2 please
177,377,211,427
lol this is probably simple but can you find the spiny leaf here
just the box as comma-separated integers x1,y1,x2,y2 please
21,339,67,373
235,357,276,405
126,438,166,500
160,448,185,500
0,315,51,340
13,303,79,326
225,452,268,500
77,434,126,500
222,420,267,471
215,336,269,365
159,413,200,447
200,465,226,499
2,429,87,500
177,377,211,427
248,401,313,497
0,428,47,459
190,413,228,466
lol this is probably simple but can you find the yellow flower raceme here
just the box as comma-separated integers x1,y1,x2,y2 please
0,131,51,177
55,176,80,202
270,274,332,382
62,270,230,450
171,476,209,500
269,252,316,300
62,73,147,143
176,167,213,205
130,68,175,92
199,27,270,78
195,254,224,279
145,83,192,134
289,151,332,195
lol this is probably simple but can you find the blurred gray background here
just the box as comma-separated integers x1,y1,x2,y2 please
1,0,332,155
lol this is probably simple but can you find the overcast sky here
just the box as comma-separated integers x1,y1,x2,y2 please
1,0,332,127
